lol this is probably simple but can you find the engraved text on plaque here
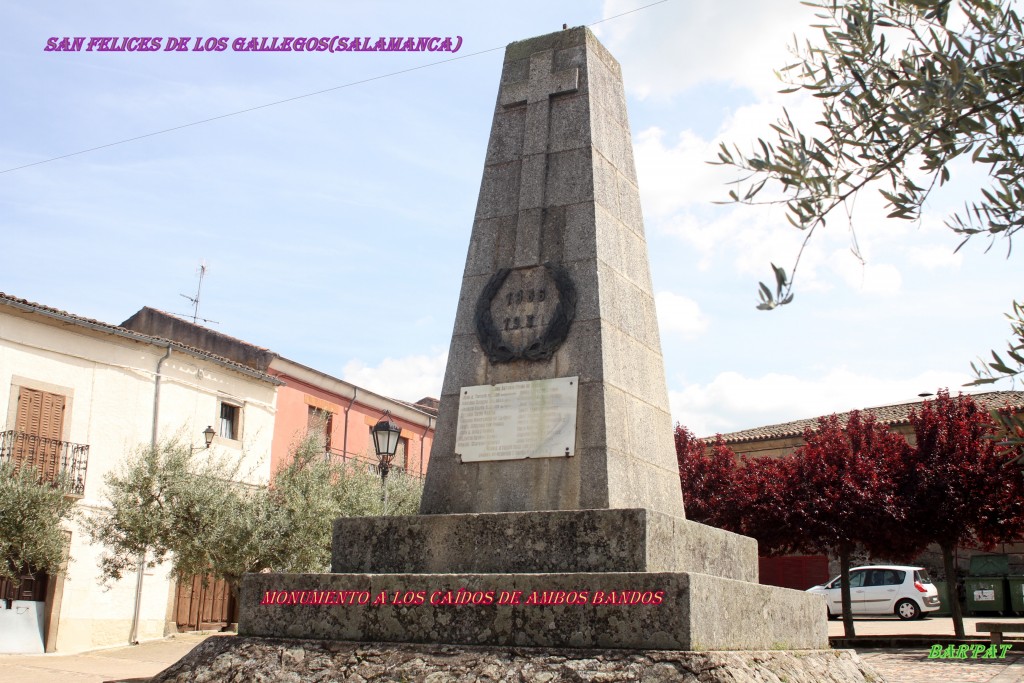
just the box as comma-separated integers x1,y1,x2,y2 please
455,376,578,462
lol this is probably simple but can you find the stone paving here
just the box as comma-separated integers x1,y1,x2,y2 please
831,616,1024,682
858,647,1024,683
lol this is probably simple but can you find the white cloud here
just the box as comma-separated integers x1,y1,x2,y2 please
601,0,821,98
655,291,709,341
343,351,447,403
634,127,726,219
908,244,963,270
829,250,903,295
668,368,972,438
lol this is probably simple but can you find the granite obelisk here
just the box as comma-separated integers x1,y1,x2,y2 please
155,28,879,681
420,27,684,519
232,24,839,663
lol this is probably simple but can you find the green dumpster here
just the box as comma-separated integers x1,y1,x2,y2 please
970,554,1010,576
966,576,1008,615
932,581,953,617
1007,577,1024,615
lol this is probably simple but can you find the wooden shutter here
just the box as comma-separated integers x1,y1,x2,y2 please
13,388,66,478
15,388,64,440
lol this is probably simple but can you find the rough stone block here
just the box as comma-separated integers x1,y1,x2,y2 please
562,201,599,263
540,204,567,263
547,148,594,207
439,333,485,396
572,380,612,452
518,154,547,210
617,171,645,235
239,570,826,651
550,94,592,154
153,637,881,683
475,161,521,219
591,152,620,216
596,261,660,352
484,107,525,165
332,509,754,581
512,206,543,266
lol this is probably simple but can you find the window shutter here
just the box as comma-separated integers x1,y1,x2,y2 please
13,388,66,477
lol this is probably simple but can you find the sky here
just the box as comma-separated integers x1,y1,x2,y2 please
2,0,1019,437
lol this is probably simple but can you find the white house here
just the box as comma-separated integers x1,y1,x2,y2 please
0,293,279,653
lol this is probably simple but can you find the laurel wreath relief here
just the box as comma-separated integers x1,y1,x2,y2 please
474,262,578,363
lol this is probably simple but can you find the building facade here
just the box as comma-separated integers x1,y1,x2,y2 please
0,294,279,653
121,307,436,479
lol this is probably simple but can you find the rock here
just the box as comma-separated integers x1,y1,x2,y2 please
151,637,884,683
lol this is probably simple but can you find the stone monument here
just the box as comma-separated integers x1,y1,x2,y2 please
152,27,878,682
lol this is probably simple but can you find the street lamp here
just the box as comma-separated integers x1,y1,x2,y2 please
191,426,216,453
371,411,401,500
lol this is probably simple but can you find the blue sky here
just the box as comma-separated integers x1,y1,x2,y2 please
2,0,1019,436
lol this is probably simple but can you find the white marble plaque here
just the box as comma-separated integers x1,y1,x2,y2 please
455,376,578,462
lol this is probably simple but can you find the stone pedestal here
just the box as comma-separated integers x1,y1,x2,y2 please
238,508,826,651
331,509,758,580
239,569,826,651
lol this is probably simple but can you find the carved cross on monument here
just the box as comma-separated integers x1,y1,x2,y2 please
499,49,580,268
499,49,579,146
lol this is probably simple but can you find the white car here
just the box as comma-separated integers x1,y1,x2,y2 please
806,565,941,620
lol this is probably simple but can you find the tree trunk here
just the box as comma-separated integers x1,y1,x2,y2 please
839,544,856,638
942,543,965,638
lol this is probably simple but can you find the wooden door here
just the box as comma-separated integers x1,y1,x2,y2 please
174,575,234,631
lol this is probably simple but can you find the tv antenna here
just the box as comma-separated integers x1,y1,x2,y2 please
176,261,220,325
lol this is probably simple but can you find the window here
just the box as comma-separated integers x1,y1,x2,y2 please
397,436,408,471
307,407,333,452
13,387,66,480
831,571,866,589
219,403,240,440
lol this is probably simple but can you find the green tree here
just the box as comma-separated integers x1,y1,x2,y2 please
0,461,77,585
255,437,422,574
90,433,424,603
717,0,1023,310
86,439,237,584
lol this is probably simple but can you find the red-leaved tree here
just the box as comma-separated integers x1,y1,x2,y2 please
780,412,912,637
731,453,798,556
904,390,1024,638
675,425,740,529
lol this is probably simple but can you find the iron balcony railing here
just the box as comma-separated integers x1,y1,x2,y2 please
0,430,89,496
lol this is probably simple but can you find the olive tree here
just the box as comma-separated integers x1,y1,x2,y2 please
717,0,1023,309
0,461,77,586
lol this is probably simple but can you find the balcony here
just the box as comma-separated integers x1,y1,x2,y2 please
0,430,89,496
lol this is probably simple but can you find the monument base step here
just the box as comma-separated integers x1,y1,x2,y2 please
240,571,827,651
151,636,880,683
332,508,758,582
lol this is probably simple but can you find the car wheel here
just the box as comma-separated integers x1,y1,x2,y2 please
895,599,921,620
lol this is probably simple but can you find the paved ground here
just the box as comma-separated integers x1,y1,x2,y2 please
831,616,1024,682
1,620,1023,682
828,615,1024,639
0,632,221,683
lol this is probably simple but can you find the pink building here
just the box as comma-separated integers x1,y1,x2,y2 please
121,308,436,479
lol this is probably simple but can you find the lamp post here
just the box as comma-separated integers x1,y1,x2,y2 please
192,426,216,453
371,411,401,505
